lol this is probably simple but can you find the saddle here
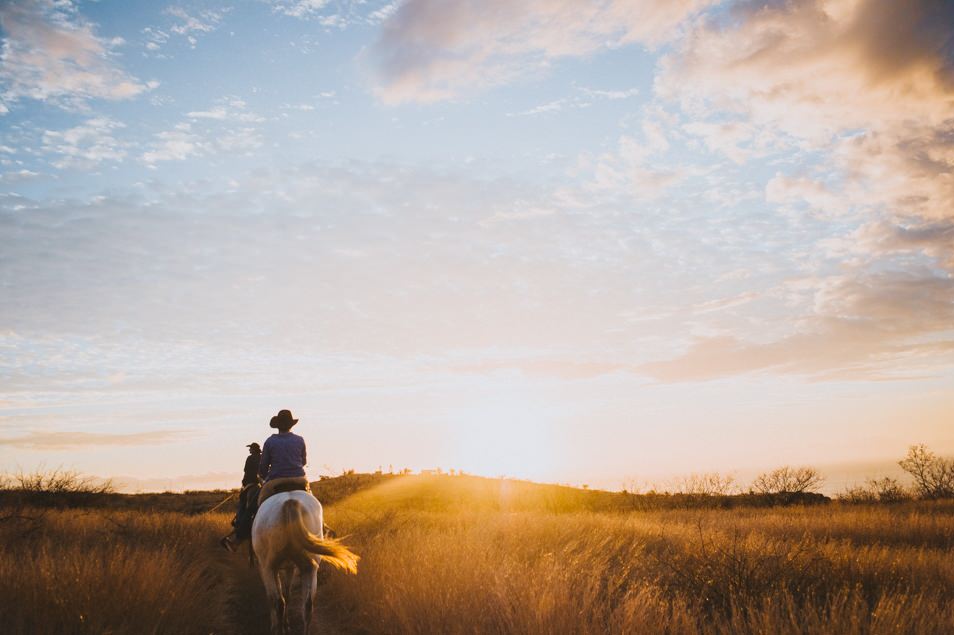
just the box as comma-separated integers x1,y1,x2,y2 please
257,476,311,506
271,479,309,496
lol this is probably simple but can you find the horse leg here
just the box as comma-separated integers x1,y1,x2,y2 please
247,539,256,569
280,565,294,635
259,559,286,635
299,560,318,635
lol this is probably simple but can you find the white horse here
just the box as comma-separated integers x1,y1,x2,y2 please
251,491,359,635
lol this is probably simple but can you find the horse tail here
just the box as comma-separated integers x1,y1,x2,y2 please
280,498,359,574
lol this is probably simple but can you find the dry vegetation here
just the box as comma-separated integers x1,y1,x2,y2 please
0,507,236,634
320,477,954,635
1,457,953,634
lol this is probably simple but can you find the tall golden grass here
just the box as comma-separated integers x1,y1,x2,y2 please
0,508,237,634
320,477,954,635
1,474,952,634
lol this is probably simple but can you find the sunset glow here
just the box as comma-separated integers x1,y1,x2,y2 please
1,0,952,492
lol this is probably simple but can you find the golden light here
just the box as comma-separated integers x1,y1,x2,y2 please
449,386,563,481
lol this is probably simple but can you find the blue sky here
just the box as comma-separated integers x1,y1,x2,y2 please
1,0,952,492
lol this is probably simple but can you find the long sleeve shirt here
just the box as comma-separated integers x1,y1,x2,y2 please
242,454,261,486
258,432,307,482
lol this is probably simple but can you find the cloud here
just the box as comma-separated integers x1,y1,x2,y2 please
626,0,954,380
269,0,331,19
186,97,265,123
854,220,954,269
640,270,954,382
682,120,765,165
165,6,228,48
765,174,848,216
42,116,127,169
0,0,154,112
656,0,954,225
0,429,185,450
508,85,639,117
217,127,264,153
367,0,715,103
144,98,266,162
268,0,375,28
582,134,686,199
658,0,954,140
141,27,169,54
0,168,40,183
141,122,205,165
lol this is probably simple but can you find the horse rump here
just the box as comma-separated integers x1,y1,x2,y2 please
280,498,359,574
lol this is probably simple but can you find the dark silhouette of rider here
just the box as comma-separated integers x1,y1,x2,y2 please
220,442,262,552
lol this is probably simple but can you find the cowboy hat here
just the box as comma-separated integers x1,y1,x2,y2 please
270,409,299,429
246,442,261,452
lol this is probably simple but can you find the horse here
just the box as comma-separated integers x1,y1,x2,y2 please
251,490,359,635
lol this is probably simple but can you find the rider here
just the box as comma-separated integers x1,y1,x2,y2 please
220,441,262,552
257,408,311,505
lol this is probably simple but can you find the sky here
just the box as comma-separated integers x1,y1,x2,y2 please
0,0,952,493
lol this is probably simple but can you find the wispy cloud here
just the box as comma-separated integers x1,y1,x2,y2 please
367,0,715,103
640,270,954,382
508,86,638,117
0,429,186,450
186,97,265,123
268,0,331,19
0,168,41,183
0,0,155,112
42,117,127,169
582,135,686,200
141,122,205,165
268,0,390,27
165,6,229,48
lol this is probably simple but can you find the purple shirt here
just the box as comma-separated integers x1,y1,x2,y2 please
258,432,307,481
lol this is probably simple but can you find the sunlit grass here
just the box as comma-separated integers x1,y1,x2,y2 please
1,474,952,634
0,508,235,634
321,476,954,634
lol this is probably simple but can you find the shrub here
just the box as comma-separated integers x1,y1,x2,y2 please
4,468,114,495
751,466,824,495
899,445,954,499
839,478,910,504
671,473,737,496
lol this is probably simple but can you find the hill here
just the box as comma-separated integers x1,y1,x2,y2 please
0,471,828,516
1,471,951,633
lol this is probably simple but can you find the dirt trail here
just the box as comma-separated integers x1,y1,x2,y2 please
220,552,350,635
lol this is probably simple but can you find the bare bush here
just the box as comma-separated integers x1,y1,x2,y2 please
672,472,737,496
839,485,876,504
899,445,954,499
751,466,824,495
4,469,113,495
839,477,910,504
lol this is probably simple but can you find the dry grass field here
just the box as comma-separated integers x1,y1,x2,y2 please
0,507,235,634
322,477,954,635
1,474,952,634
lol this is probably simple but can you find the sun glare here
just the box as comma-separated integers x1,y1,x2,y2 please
450,388,563,482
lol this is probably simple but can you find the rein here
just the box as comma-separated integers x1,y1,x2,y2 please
205,491,237,514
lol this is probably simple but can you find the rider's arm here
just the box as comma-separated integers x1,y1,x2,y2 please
301,438,307,467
